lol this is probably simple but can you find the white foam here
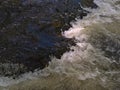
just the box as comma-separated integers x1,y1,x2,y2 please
0,0,120,88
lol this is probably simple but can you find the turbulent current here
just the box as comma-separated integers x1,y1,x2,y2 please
0,0,120,90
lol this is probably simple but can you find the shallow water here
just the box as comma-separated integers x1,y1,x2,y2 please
0,0,120,90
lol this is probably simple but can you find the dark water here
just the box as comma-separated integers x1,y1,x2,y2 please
0,0,91,76
0,0,120,90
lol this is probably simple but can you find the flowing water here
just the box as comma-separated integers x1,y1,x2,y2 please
0,0,120,90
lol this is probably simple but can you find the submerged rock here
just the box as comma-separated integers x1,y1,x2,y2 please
80,0,98,8
0,0,97,77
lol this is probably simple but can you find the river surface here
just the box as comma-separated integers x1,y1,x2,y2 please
0,0,120,90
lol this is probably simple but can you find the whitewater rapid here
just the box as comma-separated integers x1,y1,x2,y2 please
0,0,120,90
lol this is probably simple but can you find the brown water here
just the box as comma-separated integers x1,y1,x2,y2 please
0,0,120,90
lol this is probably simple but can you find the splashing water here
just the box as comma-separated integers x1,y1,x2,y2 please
0,0,120,90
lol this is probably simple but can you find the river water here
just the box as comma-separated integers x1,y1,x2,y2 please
0,0,120,90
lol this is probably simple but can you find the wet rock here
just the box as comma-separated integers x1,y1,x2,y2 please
81,0,98,8
0,0,96,77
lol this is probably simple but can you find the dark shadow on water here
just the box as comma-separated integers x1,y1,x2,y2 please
0,0,97,77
